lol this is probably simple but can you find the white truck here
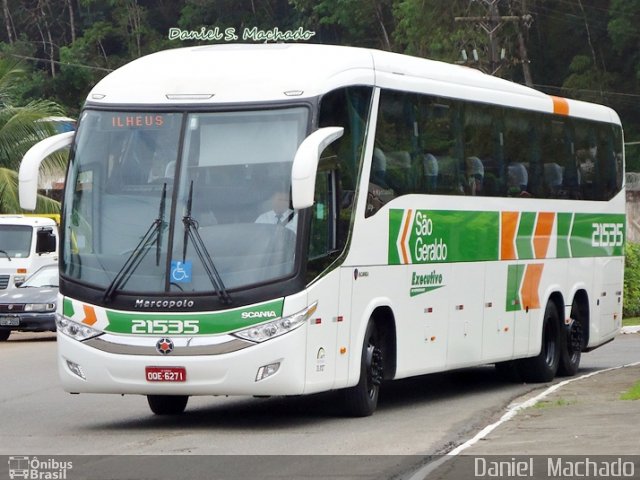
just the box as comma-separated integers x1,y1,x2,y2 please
0,215,58,290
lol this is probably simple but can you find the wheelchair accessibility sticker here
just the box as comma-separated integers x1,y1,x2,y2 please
171,260,192,283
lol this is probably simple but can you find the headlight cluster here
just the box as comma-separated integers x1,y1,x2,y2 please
233,302,317,343
25,303,56,312
56,315,102,341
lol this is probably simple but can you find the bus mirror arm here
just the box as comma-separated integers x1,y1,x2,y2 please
291,126,344,209
19,131,74,210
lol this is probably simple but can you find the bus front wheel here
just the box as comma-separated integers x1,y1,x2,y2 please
520,302,561,383
147,395,189,415
343,320,384,417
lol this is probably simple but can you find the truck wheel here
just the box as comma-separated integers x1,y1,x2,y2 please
343,320,384,417
558,304,583,376
520,302,560,383
147,395,189,415
0,330,10,341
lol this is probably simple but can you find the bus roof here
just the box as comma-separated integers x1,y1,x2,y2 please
87,43,620,125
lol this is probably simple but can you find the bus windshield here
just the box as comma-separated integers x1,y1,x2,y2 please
63,107,309,295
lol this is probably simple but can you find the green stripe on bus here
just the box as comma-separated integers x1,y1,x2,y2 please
389,209,498,264
556,213,573,259
389,209,624,264
388,209,405,265
569,213,625,258
103,299,284,335
63,297,75,318
515,212,536,259
506,264,525,312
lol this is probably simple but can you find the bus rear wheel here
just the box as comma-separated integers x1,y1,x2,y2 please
147,395,189,415
343,320,384,417
558,303,583,376
520,301,560,383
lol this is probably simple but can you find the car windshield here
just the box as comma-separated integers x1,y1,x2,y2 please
0,225,32,258
23,265,59,288
62,107,308,295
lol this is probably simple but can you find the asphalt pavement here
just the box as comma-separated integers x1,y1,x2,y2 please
406,327,640,480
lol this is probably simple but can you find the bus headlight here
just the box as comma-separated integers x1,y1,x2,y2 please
56,315,102,341
233,302,317,343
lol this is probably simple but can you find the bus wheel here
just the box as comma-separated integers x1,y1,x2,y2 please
520,302,560,383
343,320,384,417
558,308,583,377
0,330,10,341
147,395,189,415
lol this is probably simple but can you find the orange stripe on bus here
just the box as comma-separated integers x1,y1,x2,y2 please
533,212,555,259
500,211,519,260
82,305,97,326
551,96,569,116
400,209,413,264
521,264,543,310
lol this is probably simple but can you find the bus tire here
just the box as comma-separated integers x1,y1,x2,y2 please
147,395,189,415
0,330,10,341
558,304,583,377
343,320,384,417
520,302,560,383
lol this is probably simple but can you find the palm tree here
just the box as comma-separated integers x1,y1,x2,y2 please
0,58,68,214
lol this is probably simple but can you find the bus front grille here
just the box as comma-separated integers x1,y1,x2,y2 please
0,275,8,289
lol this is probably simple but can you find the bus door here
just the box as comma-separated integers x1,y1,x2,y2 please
304,168,345,393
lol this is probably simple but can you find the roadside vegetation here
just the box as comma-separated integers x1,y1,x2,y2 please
623,243,640,322
620,381,640,401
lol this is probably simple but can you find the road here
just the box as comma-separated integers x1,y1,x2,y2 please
1,332,638,478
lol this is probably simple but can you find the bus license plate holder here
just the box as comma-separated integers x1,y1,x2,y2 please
0,316,19,326
145,366,186,382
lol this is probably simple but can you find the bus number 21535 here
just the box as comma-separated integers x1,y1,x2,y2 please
131,319,199,334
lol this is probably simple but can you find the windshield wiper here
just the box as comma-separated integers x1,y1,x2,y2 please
103,184,167,302
0,250,11,261
182,181,232,306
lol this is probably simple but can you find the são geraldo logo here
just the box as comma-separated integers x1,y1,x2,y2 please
8,456,72,479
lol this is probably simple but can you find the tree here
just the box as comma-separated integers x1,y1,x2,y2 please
0,58,66,214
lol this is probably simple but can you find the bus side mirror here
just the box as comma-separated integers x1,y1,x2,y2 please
36,227,56,254
291,127,344,210
19,131,74,210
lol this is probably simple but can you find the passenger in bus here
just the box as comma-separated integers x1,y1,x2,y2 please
370,147,390,189
507,163,531,197
423,153,438,192
544,162,563,197
466,156,484,195
255,188,297,232
367,147,396,214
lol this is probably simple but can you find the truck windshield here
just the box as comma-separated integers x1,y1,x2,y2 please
0,225,32,258
62,107,308,295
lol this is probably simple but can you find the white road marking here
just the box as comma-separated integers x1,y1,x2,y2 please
404,360,640,480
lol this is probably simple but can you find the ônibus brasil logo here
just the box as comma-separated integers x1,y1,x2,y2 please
8,456,72,480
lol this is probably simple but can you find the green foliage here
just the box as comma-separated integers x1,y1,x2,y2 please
624,243,640,318
619,381,640,401
0,167,60,214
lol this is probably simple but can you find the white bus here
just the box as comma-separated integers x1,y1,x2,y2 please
19,44,624,416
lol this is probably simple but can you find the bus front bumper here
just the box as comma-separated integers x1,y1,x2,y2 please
57,327,308,396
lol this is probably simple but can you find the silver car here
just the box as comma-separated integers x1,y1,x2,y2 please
0,264,58,341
